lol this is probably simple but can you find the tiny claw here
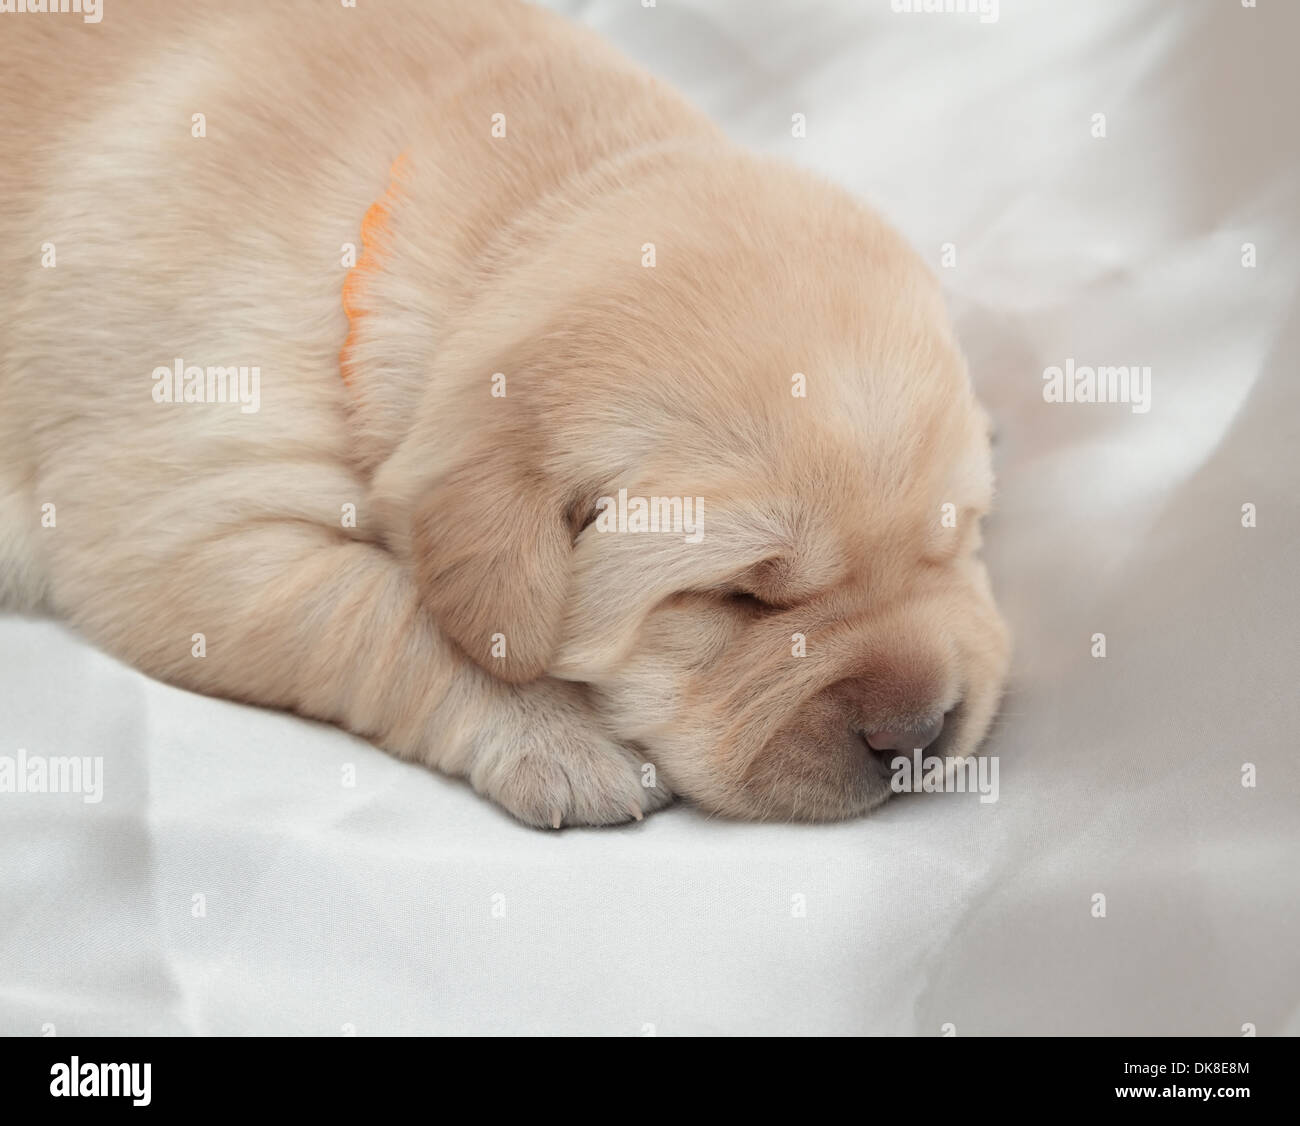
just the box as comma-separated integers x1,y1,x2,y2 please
627,802,644,822
550,808,562,830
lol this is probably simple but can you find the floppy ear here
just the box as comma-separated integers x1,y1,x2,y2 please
410,446,589,683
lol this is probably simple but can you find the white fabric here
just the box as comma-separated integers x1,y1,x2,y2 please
2,0,1297,1036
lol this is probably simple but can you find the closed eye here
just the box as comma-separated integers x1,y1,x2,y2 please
724,589,777,613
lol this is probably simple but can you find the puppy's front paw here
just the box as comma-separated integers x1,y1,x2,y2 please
468,684,672,828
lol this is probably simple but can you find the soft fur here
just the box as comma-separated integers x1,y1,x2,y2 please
0,0,1009,825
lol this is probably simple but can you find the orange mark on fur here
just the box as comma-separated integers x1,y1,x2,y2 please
340,153,408,386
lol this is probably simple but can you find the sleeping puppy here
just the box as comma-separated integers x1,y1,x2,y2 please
0,0,1009,826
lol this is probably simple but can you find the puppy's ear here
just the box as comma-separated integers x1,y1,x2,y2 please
411,451,587,683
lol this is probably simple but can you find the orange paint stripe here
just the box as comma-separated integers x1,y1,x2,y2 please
340,153,409,387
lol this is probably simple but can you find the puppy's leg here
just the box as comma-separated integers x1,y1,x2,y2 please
86,524,670,827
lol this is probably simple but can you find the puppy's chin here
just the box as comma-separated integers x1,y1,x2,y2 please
713,726,899,822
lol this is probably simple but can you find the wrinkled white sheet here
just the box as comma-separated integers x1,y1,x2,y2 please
2,0,1297,1036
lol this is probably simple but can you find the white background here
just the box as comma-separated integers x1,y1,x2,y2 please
2,0,1297,1035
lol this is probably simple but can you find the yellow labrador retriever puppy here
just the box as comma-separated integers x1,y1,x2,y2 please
0,0,1009,826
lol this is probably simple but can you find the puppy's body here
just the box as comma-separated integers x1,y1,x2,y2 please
1,0,1009,825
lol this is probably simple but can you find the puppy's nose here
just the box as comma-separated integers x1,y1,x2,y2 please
865,712,944,754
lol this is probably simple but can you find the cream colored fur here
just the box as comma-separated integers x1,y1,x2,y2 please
0,0,1009,825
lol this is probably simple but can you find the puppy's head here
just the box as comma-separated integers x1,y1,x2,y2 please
395,154,1009,819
